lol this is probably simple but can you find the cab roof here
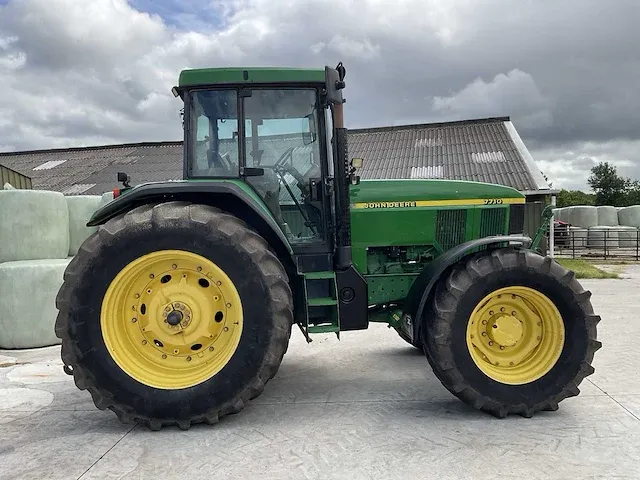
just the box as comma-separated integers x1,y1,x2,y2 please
178,67,325,87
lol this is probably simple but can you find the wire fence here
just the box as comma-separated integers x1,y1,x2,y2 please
551,224,640,260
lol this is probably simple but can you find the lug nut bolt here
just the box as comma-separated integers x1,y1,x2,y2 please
217,281,222,286
226,303,231,308
512,311,516,316
500,307,505,312
510,362,514,366
482,320,487,325
132,318,137,323
149,274,154,279
482,332,487,336
134,293,140,299
488,341,493,346
489,310,494,315
142,340,147,345
197,266,202,272
172,264,177,269
223,327,229,332
209,346,214,351
500,345,504,350
162,354,167,359
186,356,192,362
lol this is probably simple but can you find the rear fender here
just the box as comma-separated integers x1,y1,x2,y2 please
401,235,532,344
88,180,294,268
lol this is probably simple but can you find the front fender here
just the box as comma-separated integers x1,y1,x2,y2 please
401,235,532,343
88,180,293,259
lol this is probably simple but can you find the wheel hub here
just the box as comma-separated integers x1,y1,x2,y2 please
490,314,523,347
166,310,183,326
101,250,243,390
465,286,565,385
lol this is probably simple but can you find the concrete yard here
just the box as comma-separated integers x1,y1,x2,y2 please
1,266,640,480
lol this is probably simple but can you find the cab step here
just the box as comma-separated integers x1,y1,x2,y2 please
307,297,338,307
300,271,340,341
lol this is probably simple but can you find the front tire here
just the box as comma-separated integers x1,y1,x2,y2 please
422,247,601,418
55,201,293,430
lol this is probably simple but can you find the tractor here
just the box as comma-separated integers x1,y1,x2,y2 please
55,62,601,430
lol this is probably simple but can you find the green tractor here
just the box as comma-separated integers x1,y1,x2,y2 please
55,63,601,430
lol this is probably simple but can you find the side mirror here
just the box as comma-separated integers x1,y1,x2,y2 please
117,172,131,188
324,62,346,105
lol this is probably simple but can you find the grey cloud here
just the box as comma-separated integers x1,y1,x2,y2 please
0,0,639,191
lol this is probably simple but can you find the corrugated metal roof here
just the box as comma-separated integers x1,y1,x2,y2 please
0,142,183,195
0,117,550,196
348,117,550,192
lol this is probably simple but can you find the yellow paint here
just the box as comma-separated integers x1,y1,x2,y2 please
100,249,243,390
352,197,525,209
466,286,565,385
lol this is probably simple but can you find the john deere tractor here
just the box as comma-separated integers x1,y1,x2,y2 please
55,63,601,430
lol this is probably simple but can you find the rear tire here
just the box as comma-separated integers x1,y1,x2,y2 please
422,247,601,418
55,201,293,430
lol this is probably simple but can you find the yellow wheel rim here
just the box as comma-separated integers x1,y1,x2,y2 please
100,249,243,390
466,286,565,385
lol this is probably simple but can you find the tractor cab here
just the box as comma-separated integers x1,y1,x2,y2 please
173,65,349,257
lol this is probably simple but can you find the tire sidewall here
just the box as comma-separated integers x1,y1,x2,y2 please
439,262,590,405
68,209,287,419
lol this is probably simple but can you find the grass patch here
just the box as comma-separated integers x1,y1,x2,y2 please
555,258,621,279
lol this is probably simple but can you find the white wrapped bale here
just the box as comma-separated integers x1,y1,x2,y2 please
569,206,598,228
596,206,619,226
587,227,619,249
563,207,574,224
553,208,566,222
0,259,71,349
568,226,588,248
618,206,640,228
65,195,102,256
100,191,114,206
0,190,70,263
613,226,640,248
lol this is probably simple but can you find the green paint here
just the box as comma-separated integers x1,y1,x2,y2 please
186,178,274,218
179,67,325,87
366,275,418,304
350,178,524,204
349,180,522,274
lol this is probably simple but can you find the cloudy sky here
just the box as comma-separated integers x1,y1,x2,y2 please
0,0,638,190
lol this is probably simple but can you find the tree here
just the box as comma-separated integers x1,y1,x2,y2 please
625,180,640,206
556,189,595,207
587,162,627,206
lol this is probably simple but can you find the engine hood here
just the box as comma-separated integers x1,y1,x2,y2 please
349,179,525,207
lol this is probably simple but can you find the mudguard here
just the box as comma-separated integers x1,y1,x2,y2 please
401,235,532,344
88,180,293,260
